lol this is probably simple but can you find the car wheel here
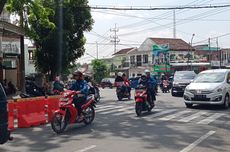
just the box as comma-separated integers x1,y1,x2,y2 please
185,103,193,108
222,94,229,109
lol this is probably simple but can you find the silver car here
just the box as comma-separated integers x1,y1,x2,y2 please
184,69,230,109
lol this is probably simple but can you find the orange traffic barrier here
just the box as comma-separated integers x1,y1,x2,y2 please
7,101,15,131
46,96,61,122
16,97,47,128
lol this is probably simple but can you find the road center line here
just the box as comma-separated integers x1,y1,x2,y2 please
180,130,216,152
76,145,97,152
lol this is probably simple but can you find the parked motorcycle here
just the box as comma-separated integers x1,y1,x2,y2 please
51,90,96,134
25,80,45,97
135,86,154,116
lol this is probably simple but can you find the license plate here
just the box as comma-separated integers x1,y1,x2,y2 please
195,95,206,99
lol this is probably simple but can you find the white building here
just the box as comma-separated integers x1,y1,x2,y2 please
24,45,37,75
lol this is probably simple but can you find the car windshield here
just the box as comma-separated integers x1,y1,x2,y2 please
194,72,226,83
174,72,196,80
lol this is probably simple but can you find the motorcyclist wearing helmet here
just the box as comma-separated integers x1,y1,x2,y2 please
139,70,156,106
69,71,89,117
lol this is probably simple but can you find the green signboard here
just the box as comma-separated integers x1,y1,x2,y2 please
154,64,171,73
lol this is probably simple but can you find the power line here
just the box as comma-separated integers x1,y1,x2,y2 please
86,4,230,11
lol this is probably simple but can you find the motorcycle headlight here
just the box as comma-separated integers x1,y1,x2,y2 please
60,98,69,102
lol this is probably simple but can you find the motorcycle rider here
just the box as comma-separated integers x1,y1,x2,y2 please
69,71,89,119
139,70,156,106
53,76,64,94
122,73,131,96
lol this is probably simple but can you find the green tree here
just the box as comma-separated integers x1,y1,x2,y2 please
0,0,7,14
6,0,93,79
92,59,108,83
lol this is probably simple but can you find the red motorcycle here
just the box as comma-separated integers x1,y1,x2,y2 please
135,86,154,116
51,90,96,134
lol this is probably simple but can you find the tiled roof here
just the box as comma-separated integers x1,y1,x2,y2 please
112,48,134,55
150,38,192,51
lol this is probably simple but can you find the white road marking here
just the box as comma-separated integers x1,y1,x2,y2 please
96,105,115,110
76,145,96,152
100,106,133,115
178,111,207,123
145,109,177,119
197,113,225,124
159,110,191,121
96,106,123,112
180,131,216,152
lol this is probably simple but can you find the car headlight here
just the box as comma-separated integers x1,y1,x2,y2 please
217,88,223,92
173,82,179,86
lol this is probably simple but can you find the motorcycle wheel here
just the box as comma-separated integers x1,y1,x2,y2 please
135,103,142,116
117,94,123,101
51,113,68,134
83,106,95,125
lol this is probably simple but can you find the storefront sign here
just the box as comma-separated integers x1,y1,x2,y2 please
2,40,20,54
154,64,171,73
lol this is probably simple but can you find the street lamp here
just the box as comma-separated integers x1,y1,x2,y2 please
190,34,195,70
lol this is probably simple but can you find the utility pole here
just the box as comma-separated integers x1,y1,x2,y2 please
110,24,120,53
208,38,211,66
173,10,176,38
96,41,98,59
217,38,221,68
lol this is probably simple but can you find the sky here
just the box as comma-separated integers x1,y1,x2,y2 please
78,0,230,63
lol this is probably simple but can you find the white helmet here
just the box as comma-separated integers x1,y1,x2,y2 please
144,69,150,73
117,72,123,77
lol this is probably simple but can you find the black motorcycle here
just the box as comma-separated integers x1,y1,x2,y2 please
116,86,131,101
88,85,100,102
21,81,46,98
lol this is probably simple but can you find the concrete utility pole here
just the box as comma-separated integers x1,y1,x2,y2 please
190,34,195,70
208,38,211,65
217,38,221,68
96,41,98,59
110,24,120,53
173,10,176,38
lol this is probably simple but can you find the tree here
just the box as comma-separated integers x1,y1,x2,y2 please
92,59,109,83
0,0,7,15
6,0,94,79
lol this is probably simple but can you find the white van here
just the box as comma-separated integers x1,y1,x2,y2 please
184,69,230,108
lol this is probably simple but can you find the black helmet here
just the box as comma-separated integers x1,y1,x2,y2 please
73,71,83,78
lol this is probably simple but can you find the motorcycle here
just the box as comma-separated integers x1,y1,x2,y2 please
25,80,45,97
135,86,154,116
161,80,170,93
116,86,131,101
88,85,100,103
51,90,96,134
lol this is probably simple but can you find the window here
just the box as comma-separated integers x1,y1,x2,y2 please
143,54,148,64
28,50,34,60
152,54,155,64
136,55,142,66
130,56,135,64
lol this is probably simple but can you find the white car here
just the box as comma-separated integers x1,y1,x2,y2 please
184,69,230,109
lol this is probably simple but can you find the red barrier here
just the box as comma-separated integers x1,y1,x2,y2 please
46,96,61,122
8,101,15,131
16,97,47,128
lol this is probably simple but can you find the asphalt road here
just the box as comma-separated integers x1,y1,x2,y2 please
1,88,230,152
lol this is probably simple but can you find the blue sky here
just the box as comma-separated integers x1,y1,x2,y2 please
79,0,230,63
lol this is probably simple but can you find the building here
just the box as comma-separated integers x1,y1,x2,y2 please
111,37,215,77
24,45,37,75
0,9,25,90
